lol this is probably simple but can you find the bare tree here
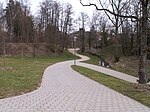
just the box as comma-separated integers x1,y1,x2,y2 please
62,3,73,50
80,0,150,84
0,3,3,44
38,0,73,54
90,11,109,50
78,12,89,52
100,0,132,62
121,19,133,56
38,0,61,54
5,0,34,43
0,3,7,68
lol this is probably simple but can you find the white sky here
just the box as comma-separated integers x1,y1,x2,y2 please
0,0,96,17
32,0,96,17
0,0,98,31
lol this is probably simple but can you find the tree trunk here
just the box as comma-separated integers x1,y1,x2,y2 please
89,33,91,50
114,20,120,62
138,0,148,84
139,49,147,84
3,36,6,68
80,28,85,53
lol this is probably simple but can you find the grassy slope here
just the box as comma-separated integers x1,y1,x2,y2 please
81,52,139,77
72,65,150,107
81,46,150,79
0,51,76,99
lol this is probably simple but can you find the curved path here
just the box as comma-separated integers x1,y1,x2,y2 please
0,49,150,112
71,49,138,83
72,49,150,84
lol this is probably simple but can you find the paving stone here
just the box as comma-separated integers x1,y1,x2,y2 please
0,50,149,112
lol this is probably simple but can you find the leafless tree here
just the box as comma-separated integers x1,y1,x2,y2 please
38,0,73,54
62,3,73,50
120,19,133,56
100,0,132,62
5,0,34,43
78,12,89,52
90,11,109,49
0,3,7,68
0,3,3,44
80,0,150,84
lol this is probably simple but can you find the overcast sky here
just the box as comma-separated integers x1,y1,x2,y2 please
33,0,95,16
0,0,98,31
0,0,96,17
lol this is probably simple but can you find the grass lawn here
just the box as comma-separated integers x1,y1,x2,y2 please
72,65,150,107
79,52,100,65
80,50,150,79
0,51,76,99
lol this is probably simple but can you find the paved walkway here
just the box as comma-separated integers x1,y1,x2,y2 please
0,49,150,112
70,49,150,84
75,51,138,83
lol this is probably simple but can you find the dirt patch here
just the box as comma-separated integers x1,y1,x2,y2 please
0,67,14,71
5,43,48,56
0,43,62,57
107,56,150,79
132,83,150,94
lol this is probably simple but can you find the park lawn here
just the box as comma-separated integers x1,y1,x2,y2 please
79,52,100,65
72,65,150,107
0,51,76,99
80,51,150,79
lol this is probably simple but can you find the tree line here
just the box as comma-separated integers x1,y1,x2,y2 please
79,0,150,84
0,0,73,55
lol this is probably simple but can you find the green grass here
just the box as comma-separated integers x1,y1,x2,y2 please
79,45,123,66
79,52,100,65
0,51,76,99
99,45,123,59
72,65,150,107
80,49,150,79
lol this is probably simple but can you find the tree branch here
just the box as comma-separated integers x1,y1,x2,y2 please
80,0,138,20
